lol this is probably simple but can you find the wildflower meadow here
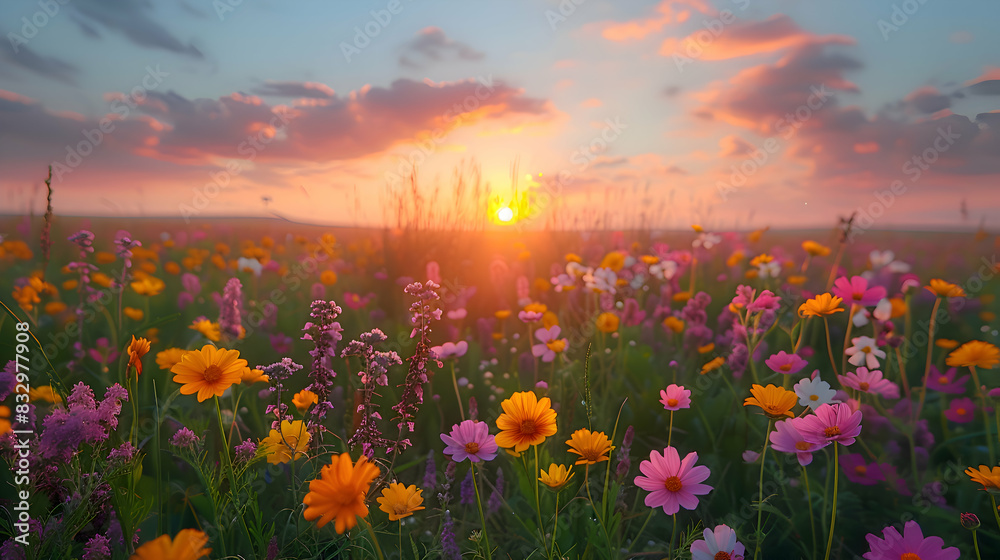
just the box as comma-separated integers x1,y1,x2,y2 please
1,216,999,560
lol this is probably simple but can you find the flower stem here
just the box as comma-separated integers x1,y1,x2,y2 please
823,445,840,560
970,366,996,464
667,410,674,448
548,492,560,560
449,360,465,421
214,397,255,559
359,516,386,560
534,446,548,555
669,513,678,558
822,318,839,378
972,529,983,560
915,297,942,421
754,419,773,560
991,493,1000,534
471,462,492,560
802,466,817,560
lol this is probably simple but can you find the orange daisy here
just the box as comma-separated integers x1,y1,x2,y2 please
170,345,247,402
495,391,557,453
303,453,381,534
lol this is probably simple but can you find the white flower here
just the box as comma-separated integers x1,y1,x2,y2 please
237,257,262,277
757,261,781,278
650,260,678,280
873,298,893,322
566,261,590,277
690,525,746,560
852,308,870,327
869,250,895,269
794,374,838,408
551,273,575,292
693,232,722,250
845,336,886,369
583,267,617,294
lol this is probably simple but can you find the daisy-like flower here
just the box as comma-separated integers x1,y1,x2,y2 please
798,293,844,318
495,391,557,453
794,373,838,408
831,276,887,308
240,368,269,385
802,240,831,257
926,365,968,394
565,428,614,465
769,418,821,466
966,465,1000,493
376,482,425,521
659,384,691,411
944,397,976,423
839,453,885,485
844,336,886,369
584,267,618,293
169,345,247,402
701,357,726,374
260,420,311,464
130,276,165,297
292,389,318,413
764,351,808,375
946,341,1000,370
532,326,568,363
131,529,211,560
690,524,746,560
925,279,966,298
595,312,620,333
188,318,221,342
634,446,712,515
838,367,900,399
441,420,498,463
539,463,574,490
155,348,187,371
430,341,469,360
797,403,863,447
303,453,381,534
743,384,797,419
862,520,959,560
126,335,151,377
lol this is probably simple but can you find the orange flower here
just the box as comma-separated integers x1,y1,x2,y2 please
241,368,269,385
744,384,796,419
320,270,338,285
966,465,1000,494
798,293,844,318
565,428,614,465
131,528,210,560
595,312,619,333
662,316,685,334
802,241,831,257
292,389,319,413
261,420,310,464
495,309,511,320
170,345,247,402
600,251,626,272
697,343,715,354
124,307,144,321
156,348,187,371
925,279,966,298
303,453,380,534
376,482,425,521
127,336,151,376
701,357,725,374
189,319,221,342
495,391,557,453
947,341,1000,370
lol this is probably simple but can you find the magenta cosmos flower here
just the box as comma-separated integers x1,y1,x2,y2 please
944,397,975,423
440,420,498,463
832,276,887,308
838,367,900,399
765,351,808,375
532,326,568,363
431,341,469,360
659,384,691,411
839,453,885,485
863,520,959,560
769,418,822,466
797,403,863,447
927,365,969,394
634,446,712,515
690,524,745,560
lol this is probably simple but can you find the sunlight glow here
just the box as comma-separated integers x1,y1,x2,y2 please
497,207,514,222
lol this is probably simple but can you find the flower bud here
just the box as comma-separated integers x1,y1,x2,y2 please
961,512,981,530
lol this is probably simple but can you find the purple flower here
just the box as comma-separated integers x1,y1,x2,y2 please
0,361,18,401
181,273,201,295
863,520,959,560
107,442,136,463
944,398,976,423
82,534,111,560
440,511,461,560
927,366,969,394
170,427,200,448
219,277,244,339
839,453,884,485
423,450,437,490
441,420,498,463
431,341,469,360
235,438,257,462
460,469,475,505
765,351,808,375
487,467,505,514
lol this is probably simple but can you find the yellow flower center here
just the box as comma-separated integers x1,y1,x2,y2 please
714,553,732,560
862,346,872,354
465,442,480,455
393,503,409,515
824,426,841,438
809,394,819,401
901,554,921,560
779,364,792,372
855,465,867,476
957,408,968,416
546,340,567,353
938,376,949,384
667,398,679,407
520,420,537,435
203,365,224,383
795,441,812,451
664,476,682,492
859,382,870,391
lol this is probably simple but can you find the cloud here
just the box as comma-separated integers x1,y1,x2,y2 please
660,15,854,60
399,27,484,68
0,43,78,84
718,134,754,157
70,0,203,58
901,86,951,114
252,81,336,99
599,0,716,42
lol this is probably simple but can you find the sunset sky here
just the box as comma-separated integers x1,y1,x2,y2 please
1,0,998,229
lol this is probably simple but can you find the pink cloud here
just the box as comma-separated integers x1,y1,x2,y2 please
660,15,854,61
599,0,716,42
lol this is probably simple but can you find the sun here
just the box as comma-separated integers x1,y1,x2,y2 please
497,207,514,222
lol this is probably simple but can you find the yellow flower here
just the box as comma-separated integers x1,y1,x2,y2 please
12,285,40,311
672,291,692,303
565,253,582,263
189,319,221,342
320,270,338,286
662,316,685,334
744,384,797,419
293,389,319,413
131,276,165,296
495,310,511,320
261,420,311,464
376,482,425,521
935,339,959,350
798,293,844,318
700,357,725,374
495,391,557,453
947,341,1000,370
697,343,715,354
170,344,247,402
542,311,559,329
565,428,614,465
130,528,211,560
600,251,626,272
241,368,269,385
156,348,187,371
595,312,619,333
966,465,1000,494
127,336,151,377
802,241,831,257
524,302,547,314
124,307,144,321
303,453,380,534
925,279,966,298
726,251,745,267
749,253,774,267
539,464,575,490
28,385,62,404
535,277,551,293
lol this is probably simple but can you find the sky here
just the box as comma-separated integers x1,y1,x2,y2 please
1,0,998,230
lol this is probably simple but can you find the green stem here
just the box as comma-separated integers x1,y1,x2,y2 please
471,462,493,560
214,397,255,558
450,360,465,421
534,446,547,555
840,304,856,375
802,466,817,560
823,445,840,560
970,366,996,464
754,419,773,560
667,410,674,448
584,465,614,556
669,513,678,558
549,492,560,560
359,516,386,560
991,494,1000,534
915,297,942,421
627,509,654,553
973,529,983,560
823,318,839,378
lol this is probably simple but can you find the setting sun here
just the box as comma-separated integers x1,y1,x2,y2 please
497,207,514,223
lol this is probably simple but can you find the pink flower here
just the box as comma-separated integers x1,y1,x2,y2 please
944,397,976,423
634,447,712,515
447,308,467,320
863,520,959,560
342,292,370,310
838,367,899,399
440,420,498,463
690,524,745,560
845,336,886,369
518,310,543,323
769,418,822,466
927,366,968,394
531,326,568,363
747,289,781,313
832,276,887,308
839,453,885,485
431,341,469,360
798,403,863,447
765,351,808,375
659,384,691,411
